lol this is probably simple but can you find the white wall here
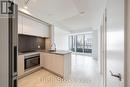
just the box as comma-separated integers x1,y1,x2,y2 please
54,27,70,51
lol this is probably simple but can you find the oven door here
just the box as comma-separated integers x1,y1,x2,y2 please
24,56,40,70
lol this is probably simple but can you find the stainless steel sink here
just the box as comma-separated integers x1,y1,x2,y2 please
48,49,56,52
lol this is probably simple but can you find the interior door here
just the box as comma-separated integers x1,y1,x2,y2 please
106,0,124,87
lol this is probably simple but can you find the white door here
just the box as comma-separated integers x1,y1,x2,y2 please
106,0,124,87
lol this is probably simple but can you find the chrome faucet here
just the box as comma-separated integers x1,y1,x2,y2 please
53,43,56,50
51,42,56,51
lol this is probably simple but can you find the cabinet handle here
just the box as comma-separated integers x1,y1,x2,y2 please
14,46,17,73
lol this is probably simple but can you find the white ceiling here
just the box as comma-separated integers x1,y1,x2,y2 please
17,0,107,32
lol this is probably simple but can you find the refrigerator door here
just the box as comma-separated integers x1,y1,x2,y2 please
9,5,18,77
9,4,18,87
8,1,18,87
12,77,18,87
0,1,18,87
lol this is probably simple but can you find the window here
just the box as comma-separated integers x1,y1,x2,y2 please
69,33,93,54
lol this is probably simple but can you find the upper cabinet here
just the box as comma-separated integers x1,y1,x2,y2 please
18,13,50,38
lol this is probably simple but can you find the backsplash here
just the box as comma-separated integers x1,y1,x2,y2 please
18,34,45,53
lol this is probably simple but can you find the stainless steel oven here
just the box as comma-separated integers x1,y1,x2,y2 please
24,53,40,71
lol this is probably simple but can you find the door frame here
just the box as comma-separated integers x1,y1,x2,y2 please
100,9,107,87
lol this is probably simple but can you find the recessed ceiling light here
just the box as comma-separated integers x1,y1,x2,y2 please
24,6,28,9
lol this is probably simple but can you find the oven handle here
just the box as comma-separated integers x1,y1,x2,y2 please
24,56,40,60
25,58,40,62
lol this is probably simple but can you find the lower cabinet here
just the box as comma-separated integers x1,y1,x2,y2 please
18,52,71,78
40,52,54,70
18,55,24,77
40,52,64,77
52,54,64,76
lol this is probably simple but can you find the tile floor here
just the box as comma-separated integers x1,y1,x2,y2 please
18,55,102,87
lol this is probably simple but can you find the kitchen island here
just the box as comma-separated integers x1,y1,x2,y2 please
40,50,72,79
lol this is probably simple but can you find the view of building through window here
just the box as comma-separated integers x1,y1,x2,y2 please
69,33,93,55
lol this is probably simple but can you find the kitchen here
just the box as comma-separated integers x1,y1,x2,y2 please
0,0,125,87
16,3,101,87
18,11,71,80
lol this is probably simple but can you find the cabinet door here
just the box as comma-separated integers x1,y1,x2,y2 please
40,24,49,37
40,53,44,67
41,53,53,69
40,53,64,76
22,16,38,36
18,14,23,34
18,55,24,77
53,54,64,76
22,16,49,37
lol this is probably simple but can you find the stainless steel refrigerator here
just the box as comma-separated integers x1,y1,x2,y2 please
0,1,18,87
